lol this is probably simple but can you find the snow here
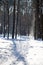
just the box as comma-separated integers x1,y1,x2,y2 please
0,36,43,65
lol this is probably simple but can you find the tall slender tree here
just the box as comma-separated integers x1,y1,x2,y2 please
6,0,9,39
3,1,6,37
40,0,43,40
12,0,16,39
34,0,39,39
15,0,20,39
34,0,43,39
0,2,2,34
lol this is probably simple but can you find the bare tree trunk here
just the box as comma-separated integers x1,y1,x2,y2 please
34,0,43,40
39,0,42,39
6,1,9,39
34,0,39,39
0,3,3,34
40,0,43,40
15,0,20,39
41,1,43,40
19,14,21,36
12,0,16,39
3,2,6,37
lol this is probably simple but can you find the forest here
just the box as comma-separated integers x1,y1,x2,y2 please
0,0,43,40
0,1,43,65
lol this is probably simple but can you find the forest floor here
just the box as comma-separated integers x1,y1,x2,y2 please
0,36,43,65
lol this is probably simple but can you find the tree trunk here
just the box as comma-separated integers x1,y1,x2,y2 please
34,0,39,39
15,0,20,39
6,1,9,39
3,3,6,37
12,0,16,39
34,0,43,40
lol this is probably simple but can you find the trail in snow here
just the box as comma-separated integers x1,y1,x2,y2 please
0,36,43,65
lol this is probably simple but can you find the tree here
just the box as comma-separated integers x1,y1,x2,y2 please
15,0,20,39
3,1,6,37
6,0,9,39
0,2,2,34
34,0,43,39
12,0,16,39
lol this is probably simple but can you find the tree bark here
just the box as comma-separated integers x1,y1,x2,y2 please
3,2,6,37
12,0,16,39
6,1,9,39
34,0,39,39
15,0,20,39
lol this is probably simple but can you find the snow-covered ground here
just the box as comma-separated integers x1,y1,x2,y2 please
0,36,43,65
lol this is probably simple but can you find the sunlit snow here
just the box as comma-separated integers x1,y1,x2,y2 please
0,36,43,65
